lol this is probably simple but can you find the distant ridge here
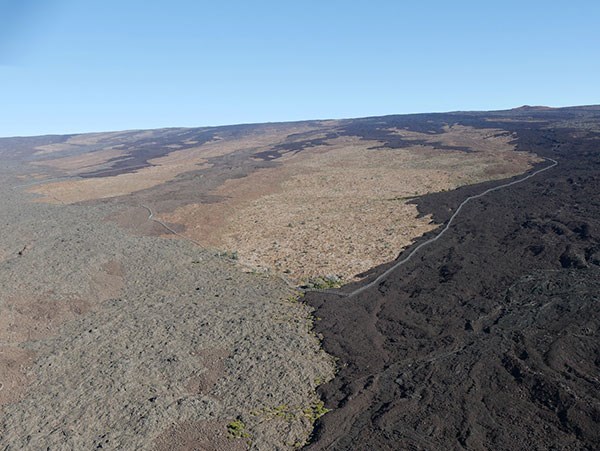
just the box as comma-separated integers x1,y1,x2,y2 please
512,104,555,111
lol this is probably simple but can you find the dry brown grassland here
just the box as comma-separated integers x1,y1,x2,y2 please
29,124,541,283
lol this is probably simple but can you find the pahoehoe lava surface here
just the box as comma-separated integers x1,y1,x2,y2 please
305,106,600,450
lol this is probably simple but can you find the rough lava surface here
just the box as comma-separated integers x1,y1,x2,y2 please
0,106,598,450
305,106,600,451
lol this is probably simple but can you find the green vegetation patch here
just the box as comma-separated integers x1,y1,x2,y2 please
302,275,344,290
250,404,296,422
251,400,331,424
227,419,250,439
303,400,330,422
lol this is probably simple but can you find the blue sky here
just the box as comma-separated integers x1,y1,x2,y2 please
0,0,599,137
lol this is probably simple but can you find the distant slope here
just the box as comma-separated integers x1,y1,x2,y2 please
5,110,542,283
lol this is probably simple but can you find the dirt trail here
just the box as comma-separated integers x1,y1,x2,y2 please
306,158,558,299
347,157,558,298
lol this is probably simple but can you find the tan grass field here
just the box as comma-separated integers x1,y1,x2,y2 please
27,123,541,282
163,128,540,281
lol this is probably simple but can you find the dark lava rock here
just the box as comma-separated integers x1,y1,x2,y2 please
305,107,600,451
560,245,588,269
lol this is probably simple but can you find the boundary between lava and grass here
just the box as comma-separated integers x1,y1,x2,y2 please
304,157,558,299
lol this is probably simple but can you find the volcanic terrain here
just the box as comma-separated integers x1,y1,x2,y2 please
305,106,600,450
0,106,598,450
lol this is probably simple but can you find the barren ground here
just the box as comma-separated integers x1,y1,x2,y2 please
0,171,333,449
1,107,596,450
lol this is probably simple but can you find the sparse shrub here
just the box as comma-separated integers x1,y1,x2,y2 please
215,250,239,260
227,419,250,438
304,275,344,290
303,400,330,421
